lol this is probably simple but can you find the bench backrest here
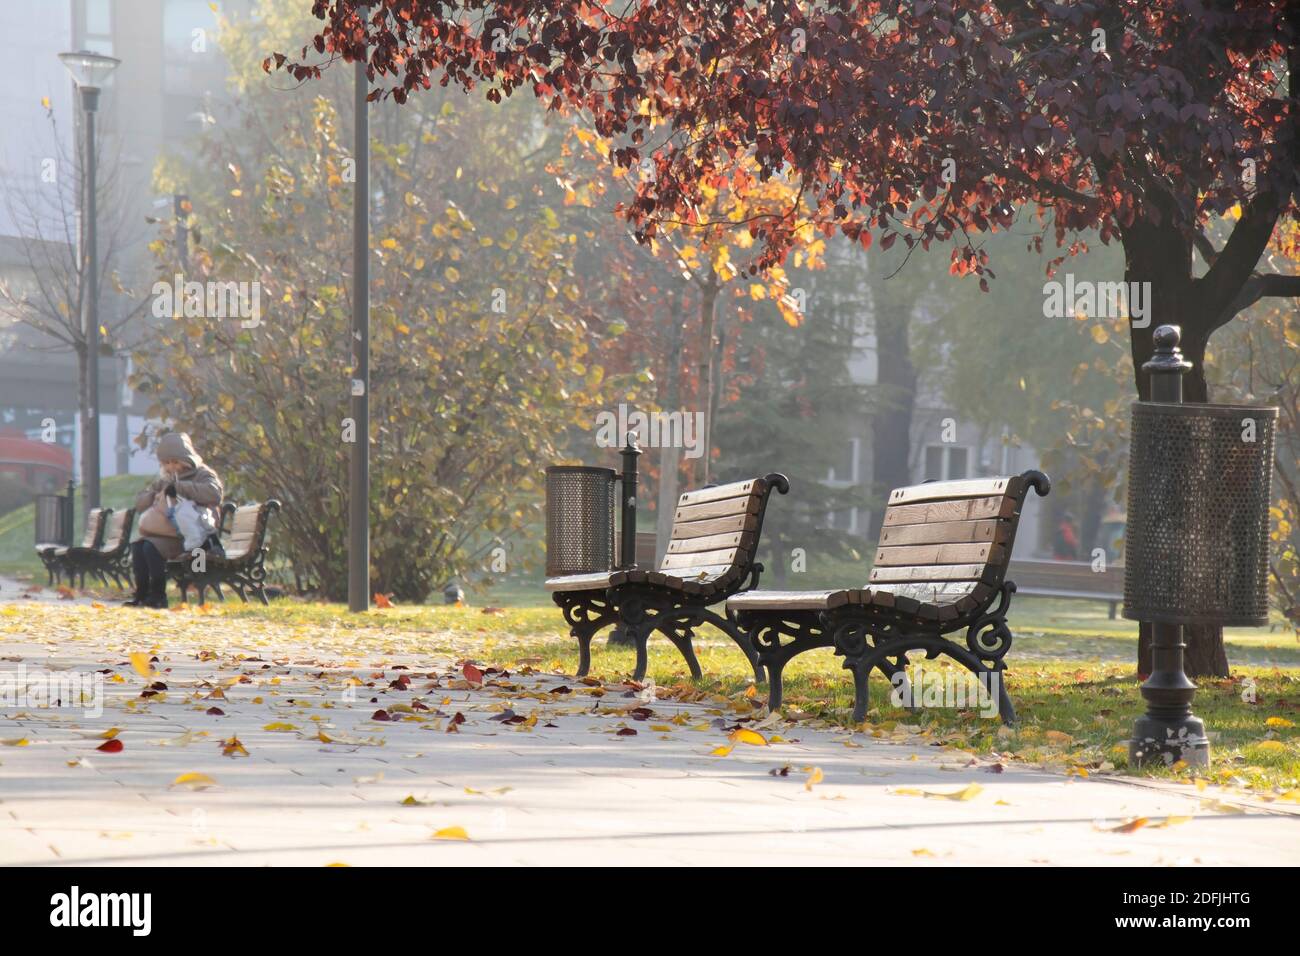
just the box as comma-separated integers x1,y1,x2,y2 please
869,472,1049,607
660,475,788,586
99,508,134,553
222,500,280,561
82,508,109,549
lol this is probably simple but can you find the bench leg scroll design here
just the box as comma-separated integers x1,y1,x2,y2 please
612,588,763,684
826,604,1018,726
740,614,830,712
553,591,618,678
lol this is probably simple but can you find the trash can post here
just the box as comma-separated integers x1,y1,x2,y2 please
617,433,641,571
1129,325,1207,768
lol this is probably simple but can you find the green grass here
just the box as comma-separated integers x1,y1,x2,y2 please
0,474,143,575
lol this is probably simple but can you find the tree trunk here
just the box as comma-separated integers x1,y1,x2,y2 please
867,284,917,540
1123,219,1227,678
655,284,687,564
694,270,720,486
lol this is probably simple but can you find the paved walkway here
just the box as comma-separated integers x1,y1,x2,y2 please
1,582,1297,866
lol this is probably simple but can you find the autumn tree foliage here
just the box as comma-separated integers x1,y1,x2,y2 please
277,0,1298,674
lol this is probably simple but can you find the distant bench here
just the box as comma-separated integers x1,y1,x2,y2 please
1005,558,1124,618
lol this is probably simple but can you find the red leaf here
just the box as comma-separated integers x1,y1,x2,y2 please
96,739,124,753
205,707,225,716
371,709,391,721
463,663,484,684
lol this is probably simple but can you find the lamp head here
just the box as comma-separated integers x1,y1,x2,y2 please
58,49,120,93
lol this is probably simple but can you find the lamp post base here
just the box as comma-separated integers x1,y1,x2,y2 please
1129,713,1210,769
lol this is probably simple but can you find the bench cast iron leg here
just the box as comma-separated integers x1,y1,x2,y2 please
553,592,617,678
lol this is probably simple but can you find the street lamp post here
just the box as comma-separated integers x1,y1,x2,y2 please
58,50,120,513
348,54,371,612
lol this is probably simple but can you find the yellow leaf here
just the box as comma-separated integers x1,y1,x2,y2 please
129,652,153,678
892,784,983,801
709,745,733,757
432,826,469,841
1044,730,1074,745
1265,716,1295,728
2,738,30,747
911,848,936,857
804,767,824,791
380,237,398,250
170,772,217,790
728,728,768,747
262,722,298,732
1255,740,1287,752
41,96,50,109
1090,324,1109,344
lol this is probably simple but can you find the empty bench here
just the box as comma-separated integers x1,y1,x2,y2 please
1006,558,1124,618
63,507,135,590
728,471,1050,724
546,474,789,681
167,500,281,604
36,507,109,587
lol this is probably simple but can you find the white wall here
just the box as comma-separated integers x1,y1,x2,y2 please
71,412,158,477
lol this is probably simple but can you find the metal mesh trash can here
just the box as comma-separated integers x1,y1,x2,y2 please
545,466,616,577
34,492,72,546
1123,402,1278,626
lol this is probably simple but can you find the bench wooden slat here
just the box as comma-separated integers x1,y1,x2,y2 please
99,510,133,551
882,495,1015,526
658,548,740,571
729,589,855,610
877,518,1008,547
229,508,262,534
873,542,1005,567
667,514,758,539
666,531,753,554
869,563,993,584
673,495,762,522
887,476,1023,506
676,479,762,506
81,509,108,548
653,563,734,582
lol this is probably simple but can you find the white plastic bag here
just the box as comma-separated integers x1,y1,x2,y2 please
169,498,219,552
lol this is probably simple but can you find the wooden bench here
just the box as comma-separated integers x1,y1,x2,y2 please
546,474,789,681
1005,558,1124,618
36,507,109,587
167,500,281,604
63,508,136,590
728,471,1050,724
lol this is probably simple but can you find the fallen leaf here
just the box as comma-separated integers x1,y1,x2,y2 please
1102,817,1149,833
709,745,733,757
728,727,768,747
96,739,124,753
432,826,469,841
804,767,824,791
170,772,217,790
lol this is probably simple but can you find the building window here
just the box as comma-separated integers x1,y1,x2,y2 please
826,437,860,486
83,0,113,55
923,445,970,481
